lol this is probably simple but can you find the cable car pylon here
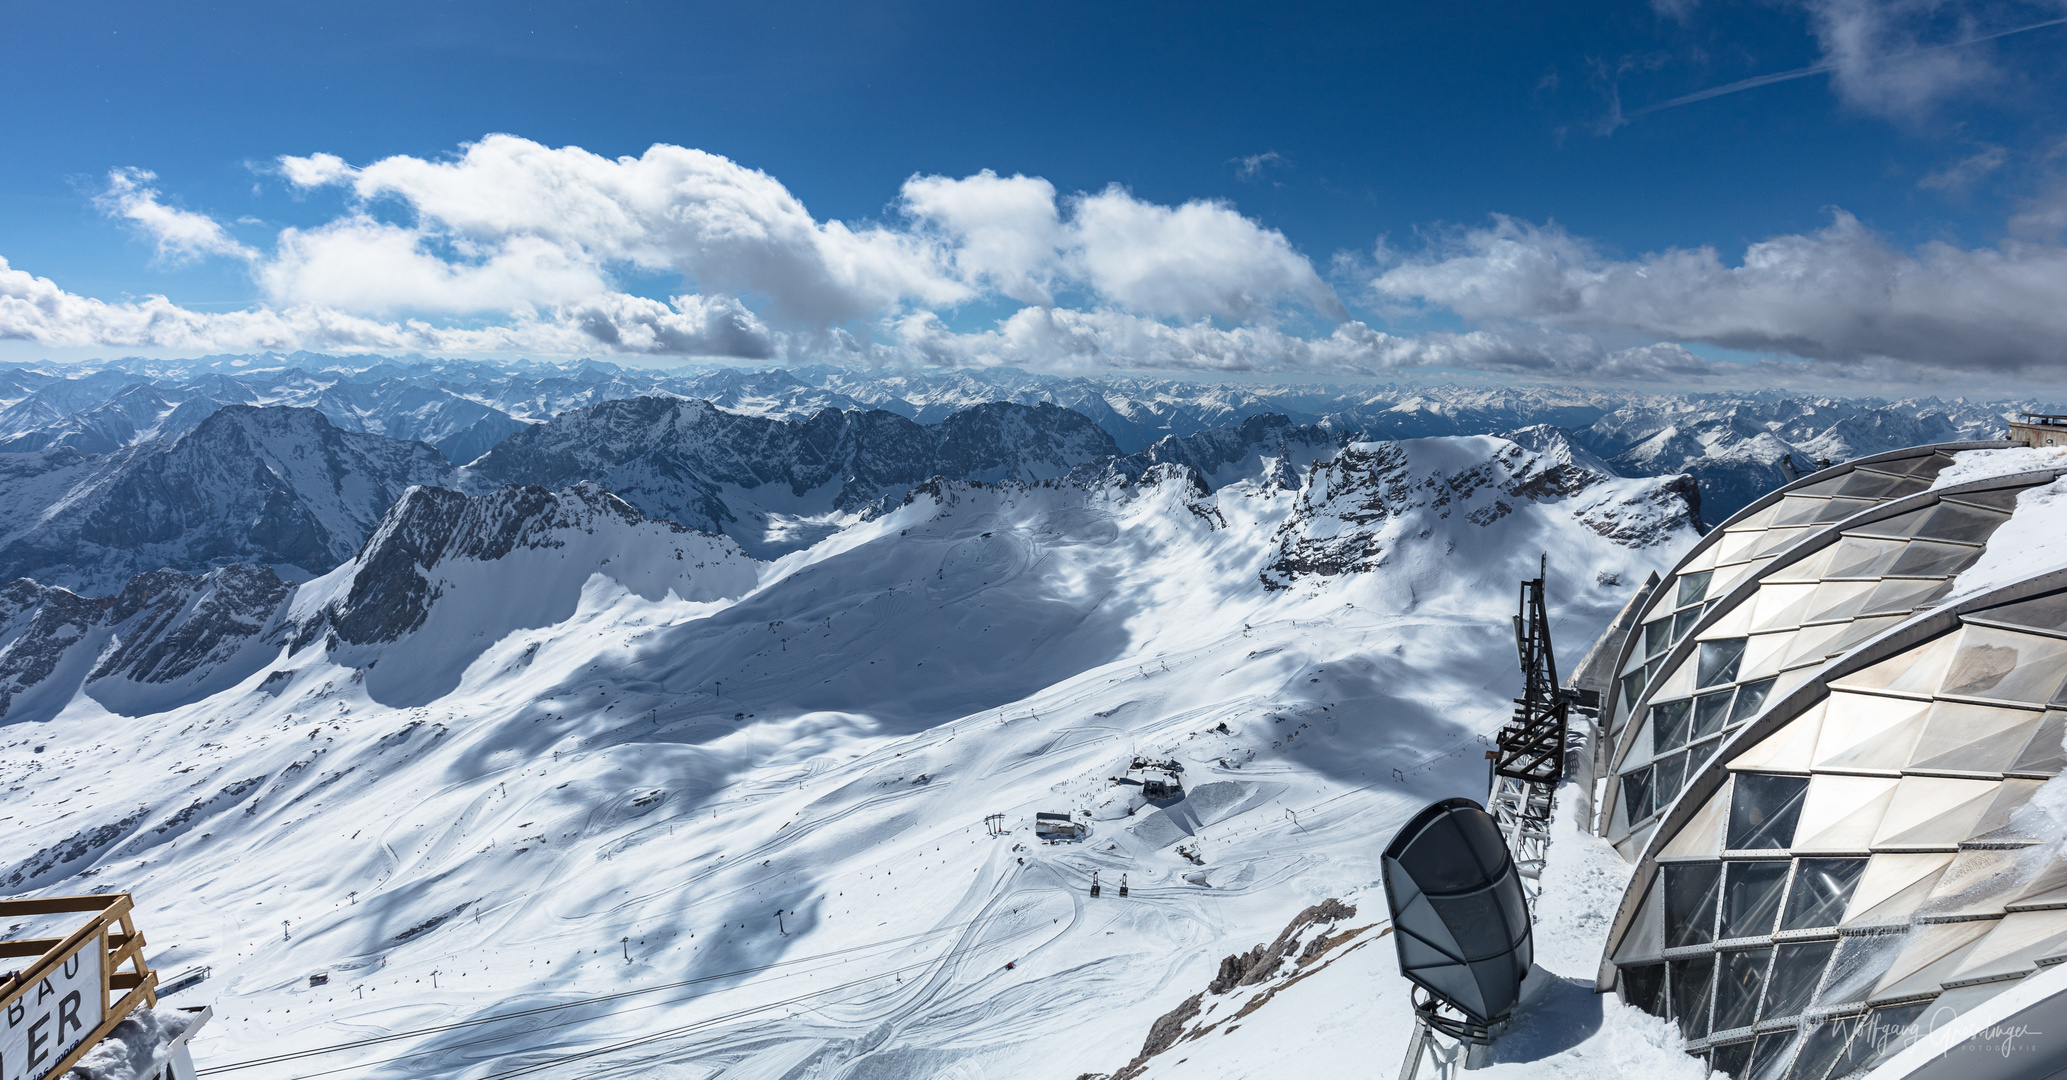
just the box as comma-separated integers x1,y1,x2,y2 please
1484,556,1595,911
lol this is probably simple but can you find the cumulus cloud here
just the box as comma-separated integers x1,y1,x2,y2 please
0,255,771,358
899,170,1341,320
1372,210,2067,373
94,169,257,264
253,137,1346,332
275,137,968,325
879,305,1734,381
259,215,610,315
900,170,1064,305
1068,186,1345,321
13,136,1361,369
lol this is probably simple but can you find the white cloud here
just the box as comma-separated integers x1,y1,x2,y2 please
1806,0,1997,119
269,139,1344,327
1067,186,1345,321
278,137,968,325
259,215,610,315
0,255,771,358
879,305,1732,380
1232,151,1286,181
94,169,258,265
1372,210,2067,372
900,170,1063,305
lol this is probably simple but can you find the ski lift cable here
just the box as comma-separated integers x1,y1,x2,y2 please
198,912,1005,1073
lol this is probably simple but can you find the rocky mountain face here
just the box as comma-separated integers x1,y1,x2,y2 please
0,352,2018,604
1074,412,1348,490
0,405,457,595
0,564,294,723
1572,396,2000,517
464,396,1120,554
1261,435,1699,590
0,482,759,720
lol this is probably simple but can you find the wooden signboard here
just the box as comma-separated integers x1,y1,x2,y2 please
0,894,159,1080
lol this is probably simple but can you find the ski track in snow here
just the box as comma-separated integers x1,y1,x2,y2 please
0,437,1702,1080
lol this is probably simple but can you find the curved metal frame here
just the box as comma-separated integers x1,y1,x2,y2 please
1596,465,2060,850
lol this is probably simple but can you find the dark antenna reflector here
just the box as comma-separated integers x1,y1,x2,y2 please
1382,797,1533,1029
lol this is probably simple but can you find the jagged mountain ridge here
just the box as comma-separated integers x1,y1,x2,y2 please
0,356,2019,500
0,482,758,724
0,405,457,595
0,397,1129,594
0,368,1935,601
464,396,1120,554
1261,435,1699,588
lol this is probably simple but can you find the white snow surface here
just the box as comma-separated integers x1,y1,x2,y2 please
0,436,1701,1080
1932,446,2067,601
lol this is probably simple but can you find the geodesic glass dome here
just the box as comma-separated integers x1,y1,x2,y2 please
1600,570,2067,1079
1597,444,2054,860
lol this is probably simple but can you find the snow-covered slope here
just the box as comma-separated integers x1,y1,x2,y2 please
0,434,1697,1080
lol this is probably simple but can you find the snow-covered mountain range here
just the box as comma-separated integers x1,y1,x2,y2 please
0,354,2022,532
0,422,1708,1079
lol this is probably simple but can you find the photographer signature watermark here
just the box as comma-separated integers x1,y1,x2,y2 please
1811,1003,2044,1064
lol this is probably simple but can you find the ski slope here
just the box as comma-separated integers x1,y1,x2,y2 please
1,436,1697,1079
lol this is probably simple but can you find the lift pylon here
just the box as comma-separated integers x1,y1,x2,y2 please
1485,558,1594,910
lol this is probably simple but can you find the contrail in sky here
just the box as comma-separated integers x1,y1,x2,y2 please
1629,14,2067,119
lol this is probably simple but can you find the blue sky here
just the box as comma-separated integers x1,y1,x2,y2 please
4,0,2067,386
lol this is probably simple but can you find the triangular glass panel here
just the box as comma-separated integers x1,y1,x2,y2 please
1869,920,1994,1001
1942,627,2067,704
1613,873,1666,964
1939,485,2026,512
1945,909,2067,987
1843,853,1955,927
1887,539,1984,577
1974,588,2067,636
1791,776,1899,853
1908,703,2045,774
1849,505,1932,539
1858,577,1952,618
2009,711,2067,776
1730,700,1826,771
1871,777,2001,848
1659,786,1730,860
1813,693,1929,770
1831,631,1958,695
1824,536,1906,578
1913,501,2012,544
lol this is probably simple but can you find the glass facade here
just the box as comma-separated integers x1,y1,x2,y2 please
1601,465,2042,857
1604,581,2067,1079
